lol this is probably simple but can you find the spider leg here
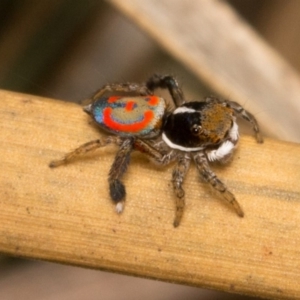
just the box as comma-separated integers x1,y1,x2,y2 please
146,74,185,107
226,100,263,143
49,136,122,168
134,139,190,227
84,82,152,105
172,154,191,227
108,138,134,213
133,138,178,165
193,152,244,217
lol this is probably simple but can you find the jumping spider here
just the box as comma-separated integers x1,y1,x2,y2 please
50,74,263,227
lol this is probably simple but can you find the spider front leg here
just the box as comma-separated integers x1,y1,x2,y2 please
193,152,244,217
49,136,122,168
146,74,185,107
226,100,263,143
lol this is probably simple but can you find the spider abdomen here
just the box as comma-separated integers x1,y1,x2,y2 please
84,96,166,138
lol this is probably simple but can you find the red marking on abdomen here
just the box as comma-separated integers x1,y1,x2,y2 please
147,96,159,105
103,107,154,132
125,100,136,111
108,96,121,103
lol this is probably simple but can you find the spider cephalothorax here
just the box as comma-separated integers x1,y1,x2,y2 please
50,74,263,227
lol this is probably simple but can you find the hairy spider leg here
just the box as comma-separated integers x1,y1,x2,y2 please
85,82,152,105
49,136,134,212
133,139,164,161
193,152,244,217
49,136,122,167
134,139,192,227
172,153,191,227
226,100,263,143
133,139,178,166
134,139,245,224
108,138,134,213
146,74,185,107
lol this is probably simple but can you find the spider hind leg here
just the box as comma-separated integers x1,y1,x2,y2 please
49,136,122,168
88,82,151,103
108,138,134,213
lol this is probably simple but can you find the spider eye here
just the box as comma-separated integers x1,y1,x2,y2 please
191,124,201,135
